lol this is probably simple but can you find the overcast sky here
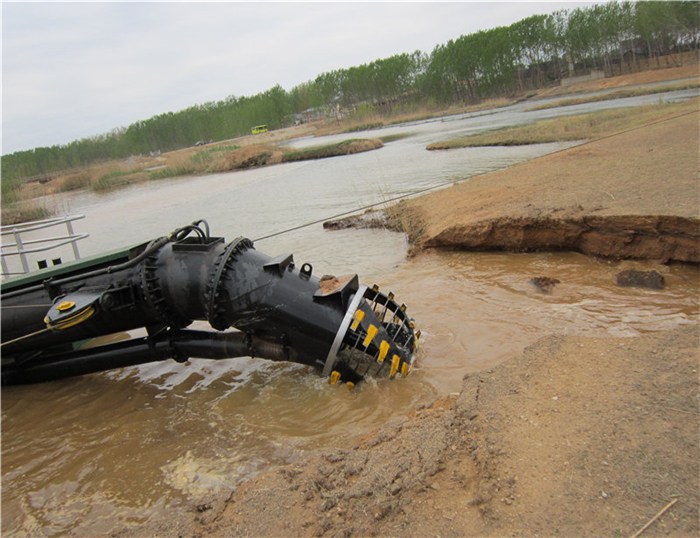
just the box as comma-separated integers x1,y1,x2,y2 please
2,1,595,155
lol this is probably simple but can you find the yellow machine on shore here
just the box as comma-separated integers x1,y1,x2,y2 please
251,124,268,134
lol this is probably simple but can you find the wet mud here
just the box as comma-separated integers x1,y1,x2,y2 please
136,325,699,537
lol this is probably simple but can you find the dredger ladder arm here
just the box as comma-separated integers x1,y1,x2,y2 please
1,221,418,386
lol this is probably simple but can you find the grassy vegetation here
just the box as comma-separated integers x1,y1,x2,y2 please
1,204,52,226
93,170,137,191
205,144,241,152
190,144,241,163
378,132,415,143
281,139,383,162
427,99,699,150
343,122,385,133
57,171,92,192
147,166,197,181
527,81,700,111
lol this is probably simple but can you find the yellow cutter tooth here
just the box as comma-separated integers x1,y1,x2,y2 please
346,382,355,390
329,371,341,385
363,324,378,348
401,362,410,377
350,309,365,331
390,354,400,378
377,340,390,363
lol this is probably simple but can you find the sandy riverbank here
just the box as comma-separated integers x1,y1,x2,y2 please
393,102,699,264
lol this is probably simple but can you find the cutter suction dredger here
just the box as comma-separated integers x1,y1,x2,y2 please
1,221,419,386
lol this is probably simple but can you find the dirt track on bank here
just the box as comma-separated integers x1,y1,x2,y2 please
133,71,699,537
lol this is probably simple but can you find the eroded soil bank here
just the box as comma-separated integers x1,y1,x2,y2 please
395,106,699,263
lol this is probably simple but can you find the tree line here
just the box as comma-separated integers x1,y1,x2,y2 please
2,0,698,185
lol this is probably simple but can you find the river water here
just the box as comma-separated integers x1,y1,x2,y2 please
3,89,699,536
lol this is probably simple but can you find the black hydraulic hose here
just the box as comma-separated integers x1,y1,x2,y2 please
59,236,169,282
192,219,210,238
173,225,207,241
52,221,211,285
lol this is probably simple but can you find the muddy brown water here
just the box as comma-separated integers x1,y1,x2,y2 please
3,92,699,536
3,250,698,535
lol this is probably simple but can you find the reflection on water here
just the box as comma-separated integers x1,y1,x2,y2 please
3,91,699,535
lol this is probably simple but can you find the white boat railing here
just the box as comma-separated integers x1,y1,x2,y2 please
1,215,89,276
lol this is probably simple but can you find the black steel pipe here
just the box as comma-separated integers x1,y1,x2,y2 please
2,330,293,385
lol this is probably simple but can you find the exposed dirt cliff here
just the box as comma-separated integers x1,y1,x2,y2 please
395,107,699,263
